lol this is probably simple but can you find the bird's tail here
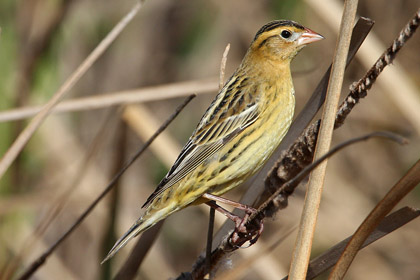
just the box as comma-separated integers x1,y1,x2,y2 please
101,211,160,264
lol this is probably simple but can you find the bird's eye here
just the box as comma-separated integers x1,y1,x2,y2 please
281,30,292,39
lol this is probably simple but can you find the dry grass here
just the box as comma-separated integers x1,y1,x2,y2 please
0,1,419,279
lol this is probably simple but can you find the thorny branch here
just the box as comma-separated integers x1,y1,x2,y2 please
185,8,420,279
335,8,420,128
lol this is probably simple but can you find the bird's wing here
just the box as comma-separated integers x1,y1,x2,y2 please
142,78,260,208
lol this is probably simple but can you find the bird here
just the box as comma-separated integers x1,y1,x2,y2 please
103,20,323,263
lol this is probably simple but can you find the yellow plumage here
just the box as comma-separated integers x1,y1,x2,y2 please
103,20,323,262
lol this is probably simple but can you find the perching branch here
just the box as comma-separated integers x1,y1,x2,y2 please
186,132,406,279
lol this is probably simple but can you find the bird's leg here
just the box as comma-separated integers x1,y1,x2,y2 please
203,193,263,245
205,201,248,233
203,193,257,215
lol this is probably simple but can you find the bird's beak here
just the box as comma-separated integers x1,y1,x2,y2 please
297,28,324,46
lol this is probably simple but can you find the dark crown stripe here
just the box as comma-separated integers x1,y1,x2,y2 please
254,20,305,41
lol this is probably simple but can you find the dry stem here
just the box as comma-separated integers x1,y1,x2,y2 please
0,1,143,179
329,159,420,279
288,1,359,278
0,78,218,123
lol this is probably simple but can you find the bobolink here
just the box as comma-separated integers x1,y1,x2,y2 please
103,20,323,262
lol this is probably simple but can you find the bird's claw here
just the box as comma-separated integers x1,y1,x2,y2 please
229,210,264,248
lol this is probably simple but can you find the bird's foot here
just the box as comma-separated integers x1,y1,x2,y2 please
230,210,264,247
203,194,264,247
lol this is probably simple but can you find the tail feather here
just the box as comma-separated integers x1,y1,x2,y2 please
102,204,182,263
101,218,152,264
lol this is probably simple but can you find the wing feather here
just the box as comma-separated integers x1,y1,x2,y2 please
142,77,259,208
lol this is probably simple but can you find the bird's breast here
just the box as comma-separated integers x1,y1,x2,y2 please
203,82,295,196
246,82,295,163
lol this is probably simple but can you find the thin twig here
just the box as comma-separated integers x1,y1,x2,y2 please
122,105,181,167
0,1,143,179
16,95,195,280
335,7,420,128
288,1,359,278
100,119,127,279
206,42,231,279
0,78,218,123
329,159,420,279
11,0,76,191
257,132,407,215
206,208,215,279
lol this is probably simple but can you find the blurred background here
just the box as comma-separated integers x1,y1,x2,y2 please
0,0,420,279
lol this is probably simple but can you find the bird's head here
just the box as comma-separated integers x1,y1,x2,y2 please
246,20,324,66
